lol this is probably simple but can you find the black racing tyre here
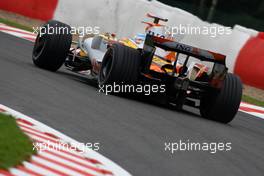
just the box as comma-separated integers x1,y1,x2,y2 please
200,73,242,123
32,20,72,71
99,43,141,85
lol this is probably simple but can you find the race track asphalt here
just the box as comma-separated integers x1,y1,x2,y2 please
0,32,264,176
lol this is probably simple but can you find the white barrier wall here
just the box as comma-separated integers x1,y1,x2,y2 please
54,0,254,72
54,0,198,36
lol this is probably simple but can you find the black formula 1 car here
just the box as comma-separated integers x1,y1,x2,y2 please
32,14,242,123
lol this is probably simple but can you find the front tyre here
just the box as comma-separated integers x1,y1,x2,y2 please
32,20,72,71
200,73,242,123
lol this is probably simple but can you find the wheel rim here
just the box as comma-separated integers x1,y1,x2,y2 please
33,33,46,59
101,48,113,80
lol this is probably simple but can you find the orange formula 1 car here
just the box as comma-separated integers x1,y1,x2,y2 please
32,14,242,123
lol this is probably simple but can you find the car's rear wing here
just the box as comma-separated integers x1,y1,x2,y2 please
143,34,226,65
141,34,227,86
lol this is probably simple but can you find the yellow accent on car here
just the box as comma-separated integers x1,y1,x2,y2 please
79,50,87,57
119,38,138,49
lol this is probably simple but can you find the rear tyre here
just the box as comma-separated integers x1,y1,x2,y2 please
200,73,242,123
99,43,141,86
32,20,72,71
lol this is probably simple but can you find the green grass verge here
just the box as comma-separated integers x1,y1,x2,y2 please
0,17,33,32
0,113,36,170
242,95,264,108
